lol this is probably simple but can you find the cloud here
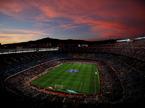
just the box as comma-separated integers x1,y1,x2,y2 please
0,0,145,43
0,0,24,17
32,0,145,39
0,28,45,44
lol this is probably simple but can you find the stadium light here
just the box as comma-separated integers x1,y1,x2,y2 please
117,39,131,42
134,36,145,40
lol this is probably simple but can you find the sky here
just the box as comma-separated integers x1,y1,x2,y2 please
0,0,145,44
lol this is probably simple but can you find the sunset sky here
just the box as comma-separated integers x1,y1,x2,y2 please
0,0,145,44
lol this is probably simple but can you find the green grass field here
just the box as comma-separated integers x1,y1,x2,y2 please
31,62,100,95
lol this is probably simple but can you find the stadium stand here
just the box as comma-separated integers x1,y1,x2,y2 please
0,37,145,107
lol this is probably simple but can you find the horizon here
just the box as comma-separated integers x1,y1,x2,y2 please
0,37,115,45
0,0,145,44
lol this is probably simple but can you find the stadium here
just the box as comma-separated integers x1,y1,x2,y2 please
0,37,145,108
0,0,145,108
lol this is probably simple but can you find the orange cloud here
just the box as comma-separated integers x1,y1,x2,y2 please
0,28,45,44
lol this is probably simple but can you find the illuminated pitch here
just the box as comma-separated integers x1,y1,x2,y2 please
31,62,100,95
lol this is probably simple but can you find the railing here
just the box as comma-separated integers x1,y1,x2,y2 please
0,47,59,55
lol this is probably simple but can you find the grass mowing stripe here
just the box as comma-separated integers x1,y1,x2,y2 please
92,64,97,94
85,64,92,94
69,63,83,92
96,65,100,92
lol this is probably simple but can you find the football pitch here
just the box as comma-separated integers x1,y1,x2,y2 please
31,62,100,95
